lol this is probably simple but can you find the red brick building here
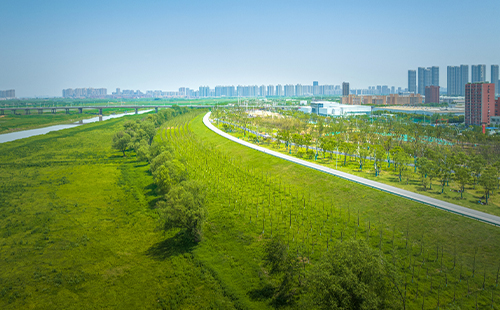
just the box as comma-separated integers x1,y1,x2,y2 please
465,83,496,126
425,86,440,104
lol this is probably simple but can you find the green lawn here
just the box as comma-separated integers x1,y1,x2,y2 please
218,124,500,217
0,114,235,309
1,111,500,309
189,114,500,309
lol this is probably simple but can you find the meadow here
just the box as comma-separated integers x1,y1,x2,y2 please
211,109,500,216
1,109,500,309
0,111,235,309
157,113,500,309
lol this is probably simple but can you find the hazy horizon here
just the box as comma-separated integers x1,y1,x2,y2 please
1,0,499,98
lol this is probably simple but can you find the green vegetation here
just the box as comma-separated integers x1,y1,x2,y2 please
213,108,500,215
162,113,500,309
0,113,95,134
0,97,235,134
2,107,500,309
0,109,235,309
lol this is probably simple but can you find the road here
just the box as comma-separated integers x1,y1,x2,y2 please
203,112,500,227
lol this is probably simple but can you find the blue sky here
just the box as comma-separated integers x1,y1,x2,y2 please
1,0,499,97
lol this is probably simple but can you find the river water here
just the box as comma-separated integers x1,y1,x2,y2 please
0,110,153,144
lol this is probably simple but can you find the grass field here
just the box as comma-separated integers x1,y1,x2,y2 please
0,112,236,309
186,114,500,309
1,111,500,309
216,124,500,217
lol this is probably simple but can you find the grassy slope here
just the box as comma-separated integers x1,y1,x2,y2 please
219,125,500,216
2,111,500,309
0,115,235,309
189,113,500,308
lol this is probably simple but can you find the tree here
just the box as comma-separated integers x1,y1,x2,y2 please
494,160,500,189
454,166,471,199
263,237,303,306
157,180,207,242
372,145,385,176
152,159,188,194
479,166,497,204
383,137,393,167
140,121,156,145
150,150,174,173
469,155,486,189
304,240,401,310
135,139,150,162
112,131,131,157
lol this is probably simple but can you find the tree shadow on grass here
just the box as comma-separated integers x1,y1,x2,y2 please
145,183,162,209
248,284,275,302
134,163,149,168
144,182,157,195
108,154,125,159
146,232,196,261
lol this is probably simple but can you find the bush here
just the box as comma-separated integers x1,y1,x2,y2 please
157,180,207,242
304,240,401,310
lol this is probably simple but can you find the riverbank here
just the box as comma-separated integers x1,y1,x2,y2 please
0,108,152,135
0,112,235,309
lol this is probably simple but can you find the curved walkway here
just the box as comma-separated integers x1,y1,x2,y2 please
203,112,500,227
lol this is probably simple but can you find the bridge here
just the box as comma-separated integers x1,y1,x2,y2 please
0,105,300,115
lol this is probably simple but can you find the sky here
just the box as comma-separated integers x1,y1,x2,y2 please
1,0,499,98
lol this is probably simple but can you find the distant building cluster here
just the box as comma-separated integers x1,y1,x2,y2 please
106,82,409,99
62,88,107,98
0,89,15,99
341,93,423,105
407,66,439,96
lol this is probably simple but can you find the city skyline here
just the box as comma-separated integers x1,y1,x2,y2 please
1,0,500,97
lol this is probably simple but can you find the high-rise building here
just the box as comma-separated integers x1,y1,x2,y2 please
408,70,416,93
460,65,469,96
284,84,295,97
491,65,499,95
0,89,15,98
267,85,275,96
275,84,283,97
465,83,496,126
416,66,437,94
447,65,469,96
425,86,440,104
418,67,425,95
447,66,457,96
295,84,303,97
313,81,321,96
424,69,431,88
431,66,439,86
259,85,266,97
198,86,210,97
342,82,350,96
471,65,486,83
418,67,430,95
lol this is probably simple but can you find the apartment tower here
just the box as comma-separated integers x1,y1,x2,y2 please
465,83,496,126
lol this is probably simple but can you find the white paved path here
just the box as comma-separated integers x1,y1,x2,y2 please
203,112,500,227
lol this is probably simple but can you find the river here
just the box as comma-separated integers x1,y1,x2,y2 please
0,110,153,144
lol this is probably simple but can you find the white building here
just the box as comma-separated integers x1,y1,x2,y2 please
299,101,371,117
